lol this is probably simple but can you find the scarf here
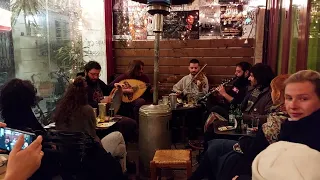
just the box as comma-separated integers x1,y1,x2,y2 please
262,104,288,144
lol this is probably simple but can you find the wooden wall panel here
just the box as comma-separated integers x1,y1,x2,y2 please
114,48,254,57
114,39,255,49
113,39,254,94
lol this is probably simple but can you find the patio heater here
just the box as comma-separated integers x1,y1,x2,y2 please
138,0,172,177
148,0,170,104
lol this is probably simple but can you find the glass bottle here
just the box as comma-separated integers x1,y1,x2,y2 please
235,104,243,133
228,104,235,126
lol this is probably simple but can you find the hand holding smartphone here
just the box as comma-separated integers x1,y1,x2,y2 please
0,127,35,151
0,122,44,180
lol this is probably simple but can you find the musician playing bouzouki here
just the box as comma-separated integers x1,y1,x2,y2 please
173,59,209,98
110,60,152,122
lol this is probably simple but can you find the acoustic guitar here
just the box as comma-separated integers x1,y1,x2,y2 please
119,79,150,103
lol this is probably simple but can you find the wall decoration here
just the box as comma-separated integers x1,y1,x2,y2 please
199,5,221,36
163,10,199,39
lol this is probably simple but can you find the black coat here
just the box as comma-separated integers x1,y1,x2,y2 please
231,108,320,180
4,107,44,132
86,76,113,108
279,108,320,151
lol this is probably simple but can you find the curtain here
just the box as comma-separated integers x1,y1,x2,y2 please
105,0,114,83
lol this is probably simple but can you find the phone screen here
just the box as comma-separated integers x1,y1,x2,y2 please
0,128,35,151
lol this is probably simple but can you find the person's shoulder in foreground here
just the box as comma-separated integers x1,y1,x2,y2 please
252,141,320,180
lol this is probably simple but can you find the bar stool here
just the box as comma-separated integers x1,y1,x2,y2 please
150,149,192,180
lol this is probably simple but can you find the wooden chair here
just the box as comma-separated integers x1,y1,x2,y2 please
150,149,192,180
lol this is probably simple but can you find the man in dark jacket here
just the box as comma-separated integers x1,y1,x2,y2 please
233,70,320,180
206,61,252,117
192,64,275,180
83,61,137,143
217,61,252,106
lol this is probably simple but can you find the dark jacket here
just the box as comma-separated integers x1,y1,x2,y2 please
86,76,113,108
241,86,273,124
279,108,320,151
230,77,250,105
218,108,288,180
230,108,320,180
4,107,44,132
30,131,125,180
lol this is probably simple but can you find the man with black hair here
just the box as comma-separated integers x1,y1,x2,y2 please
173,59,209,97
82,61,137,143
209,61,252,109
84,61,115,107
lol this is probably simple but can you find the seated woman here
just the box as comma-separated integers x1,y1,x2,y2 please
53,77,127,172
189,74,290,180
0,79,44,132
234,70,320,180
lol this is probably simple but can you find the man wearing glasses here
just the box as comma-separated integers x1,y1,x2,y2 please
84,61,112,107
83,61,137,143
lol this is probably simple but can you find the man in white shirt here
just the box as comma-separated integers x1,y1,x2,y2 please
173,59,209,98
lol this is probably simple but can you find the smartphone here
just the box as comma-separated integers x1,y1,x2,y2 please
0,127,35,151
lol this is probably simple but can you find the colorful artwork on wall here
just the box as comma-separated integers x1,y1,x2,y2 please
163,10,199,39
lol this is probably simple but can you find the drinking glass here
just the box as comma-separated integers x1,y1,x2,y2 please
162,96,169,105
252,116,259,131
158,99,164,105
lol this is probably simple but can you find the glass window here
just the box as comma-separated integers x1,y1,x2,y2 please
288,1,301,73
307,0,320,71
0,0,106,124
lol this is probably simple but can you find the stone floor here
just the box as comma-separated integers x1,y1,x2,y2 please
126,143,201,180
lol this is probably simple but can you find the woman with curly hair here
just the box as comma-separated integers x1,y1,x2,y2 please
0,79,44,132
54,77,127,173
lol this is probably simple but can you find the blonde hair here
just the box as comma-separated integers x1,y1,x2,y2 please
284,70,320,97
271,74,290,104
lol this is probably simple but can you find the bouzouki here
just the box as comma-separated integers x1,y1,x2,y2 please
118,79,150,103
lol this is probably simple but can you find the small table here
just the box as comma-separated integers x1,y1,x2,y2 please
214,128,256,140
171,105,204,143
95,117,121,139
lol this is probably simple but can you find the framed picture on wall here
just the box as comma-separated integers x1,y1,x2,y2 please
163,10,199,39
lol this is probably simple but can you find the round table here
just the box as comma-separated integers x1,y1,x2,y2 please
95,117,121,139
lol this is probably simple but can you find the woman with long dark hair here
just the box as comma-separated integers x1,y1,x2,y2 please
54,77,127,172
0,79,44,132
110,60,152,122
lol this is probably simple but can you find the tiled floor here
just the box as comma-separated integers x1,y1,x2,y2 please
127,143,200,180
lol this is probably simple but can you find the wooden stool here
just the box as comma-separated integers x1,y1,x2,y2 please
150,149,192,180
